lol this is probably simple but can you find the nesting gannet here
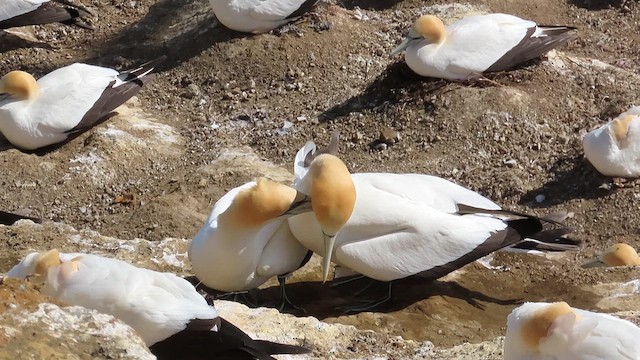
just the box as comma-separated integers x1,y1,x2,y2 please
209,0,319,33
582,243,640,268
0,210,41,225
0,0,93,30
189,178,312,308
390,14,576,80
8,250,310,359
0,56,165,151
583,106,640,177
504,301,640,360
288,153,575,308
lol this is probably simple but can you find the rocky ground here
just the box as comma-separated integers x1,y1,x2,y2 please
1,0,639,358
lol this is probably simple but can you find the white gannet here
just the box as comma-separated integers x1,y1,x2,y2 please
0,56,165,151
288,153,575,308
583,106,640,177
209,0,319,34
504,301,640,360
582,243,640,268
189,178,312,308
390,14,576,80
0,0,93,30
7,249,310,359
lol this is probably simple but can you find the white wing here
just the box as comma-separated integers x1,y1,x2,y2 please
0,0,48,22
249,0,315,22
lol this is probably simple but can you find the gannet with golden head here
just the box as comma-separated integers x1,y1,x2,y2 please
583,106,640,177
209,0,319,34
189,178,312,306
504,301,640,359
289,153,575,308
0,0,93,30
7,250,310,359
582,243,640,268
390,14,576,80
0,56,165,151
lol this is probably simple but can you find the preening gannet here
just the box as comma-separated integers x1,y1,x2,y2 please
0,0,93,30
189,178,312,308
209,0,319,33
582,243,640,268
504,301,640,360
0,56,165,151
7,250,310,359
390,13,576,80
583,106,640,177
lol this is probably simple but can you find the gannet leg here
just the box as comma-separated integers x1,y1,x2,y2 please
337,282,394,314
276,275,306,314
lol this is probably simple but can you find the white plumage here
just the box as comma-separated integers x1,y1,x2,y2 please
504,302,640,360
209,0,319,33
0,0,91,29
0,57,162,150
391,13,576,80
583,106,640,177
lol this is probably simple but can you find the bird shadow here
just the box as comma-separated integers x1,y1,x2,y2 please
193,275,522,319
338,0,405,10
519,154,622,208
318,61,446,123
568,0,627,10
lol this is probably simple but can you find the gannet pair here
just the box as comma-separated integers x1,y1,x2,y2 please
0,210,40,225
0,0,93,30
289,141,577,287
209,0,319,33
7,250,310,359
0,56,164,151
189,178,312,308
582,243,640,268
505,301,640,359
583,106,640,177
391,14,576,80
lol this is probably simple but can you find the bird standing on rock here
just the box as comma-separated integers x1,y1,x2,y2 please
390,13,576,80
7,250,310,360
209,0,319,33
0,56,165,151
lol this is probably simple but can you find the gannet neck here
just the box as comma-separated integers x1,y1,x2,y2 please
219,178,298,229
308,154,356,235
610,115,635,143
602,243,640,266
520,302,575,348
414,15,446,44
0,71,40,101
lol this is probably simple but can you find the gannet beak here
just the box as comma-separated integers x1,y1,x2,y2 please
322,233,336,283
390,37,412,57
581,256,606,268
283,192,312,216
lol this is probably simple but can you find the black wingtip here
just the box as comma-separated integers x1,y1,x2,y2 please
253,340,311,356
0,210,42,226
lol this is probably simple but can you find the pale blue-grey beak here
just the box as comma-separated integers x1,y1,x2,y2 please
321,233,337,283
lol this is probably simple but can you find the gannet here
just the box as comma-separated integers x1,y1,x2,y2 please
0,210,41,225
390,14,576,80
288,153,575,308
0,0,93,30
209,0,319,33
583,106,640,177
189,178,312,308
582,243,640,268
504,301,640,360
0,56,165,151
8,250,310,359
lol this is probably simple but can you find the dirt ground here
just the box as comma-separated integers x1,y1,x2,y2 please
1,0,640,351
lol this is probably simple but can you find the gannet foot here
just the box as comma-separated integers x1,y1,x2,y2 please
276,276,307,314
337,282,393,314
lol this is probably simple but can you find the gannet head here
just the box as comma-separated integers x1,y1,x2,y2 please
0,71,39,101
307,154,356,282
582,243,640,268
609,115,636,144
519,302,575,349
222,178,308,228
7,249,62,280
390,15,446,57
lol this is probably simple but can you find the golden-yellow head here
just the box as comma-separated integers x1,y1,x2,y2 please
223,178,299,228
520,301,575,348
0,71,39,101
610,115,636,143
601,243,640,266
413,15,446,44
34,249,63,275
